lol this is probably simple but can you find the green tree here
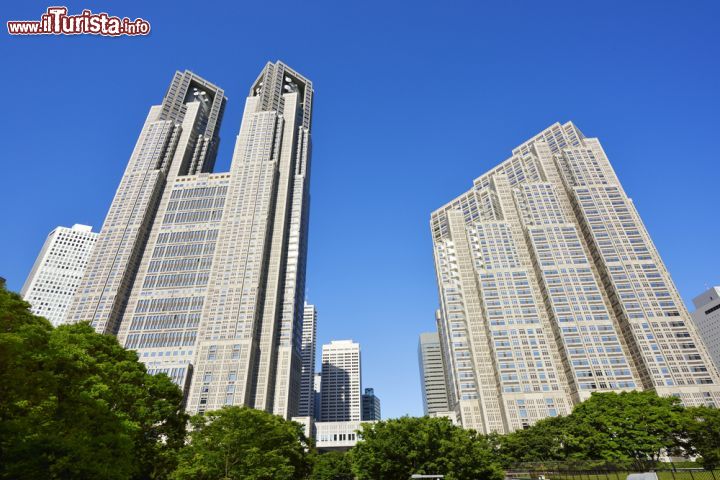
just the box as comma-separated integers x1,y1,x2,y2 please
679,406,720,470
310,451,354,480
562,391,683,470
0,282,56,479
48,323,188,479
0,284,187,480
351,416,503,480
499,415,570,466
171,406,313,480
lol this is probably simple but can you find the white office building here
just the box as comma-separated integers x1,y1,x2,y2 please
315,420,366,451
320,340,361,422
298,303,318,417
692,287,720,371
21,224,97,326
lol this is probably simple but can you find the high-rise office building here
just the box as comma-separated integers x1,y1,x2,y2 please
418,331,451,415
67,62,314,418
298,303,318,417
431,122,720,433
320,340,361,422
691,287,720,371
21,224,97,326
361,387,381,421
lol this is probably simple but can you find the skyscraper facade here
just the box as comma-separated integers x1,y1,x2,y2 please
418,331,451,415
67,62,314,418
21,224,97,326
298,303,318,417
431,122,720,433
361,387,381,421
320,340,361,422
313,372,322,420
691,287,720,371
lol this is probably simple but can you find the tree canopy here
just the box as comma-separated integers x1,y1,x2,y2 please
310,451,354,480
3,281,720,478
497,415,570,465
679,406,720,470
562,390,683,469
0,284,187,480
351,416,504,480
171,406,313,480
497,391,710,471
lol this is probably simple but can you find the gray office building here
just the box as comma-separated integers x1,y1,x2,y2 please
418,331,451,415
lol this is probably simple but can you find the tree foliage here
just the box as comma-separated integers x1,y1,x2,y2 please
562,391,683,469
499,415,570,465
4,280,720,478
679,406,720,470
0,284,187,480
171,406,313,480
351,416,504,480
496,391,691,470
310,451,354,480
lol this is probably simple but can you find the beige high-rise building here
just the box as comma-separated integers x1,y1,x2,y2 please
431,122,720,433
67,61,314,418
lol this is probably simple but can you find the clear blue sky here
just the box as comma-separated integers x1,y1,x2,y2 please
2,0,719,419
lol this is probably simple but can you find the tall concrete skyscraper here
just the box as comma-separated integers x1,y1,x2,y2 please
320,340,361,422
67,62,314,418
21,224,97,326
691,287,720,371
431,122,720,433
418,331,451,415
298,303,318,417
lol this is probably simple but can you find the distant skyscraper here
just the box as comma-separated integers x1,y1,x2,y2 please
692,287,720,371
361,387,381,421
298,303,318,417
21,224,97,326
67,62,314,418
431,122,720,433
418,331,451,415
320,340,361,422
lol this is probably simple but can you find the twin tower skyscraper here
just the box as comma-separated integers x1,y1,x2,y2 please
66,62,314,418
